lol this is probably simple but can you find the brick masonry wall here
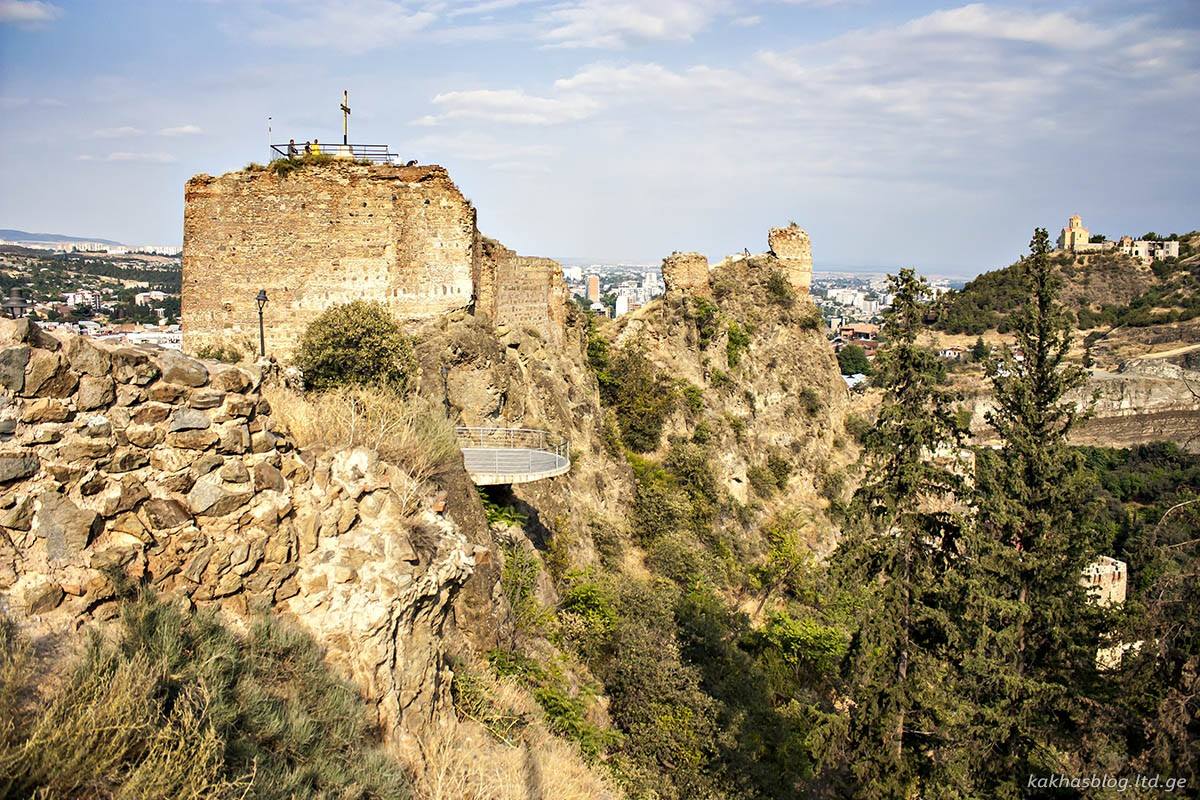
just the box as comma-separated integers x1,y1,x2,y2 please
182,163,478,359
768,224,814,294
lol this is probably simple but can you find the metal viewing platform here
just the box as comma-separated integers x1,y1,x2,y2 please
270,143,400,164
456,427,570,486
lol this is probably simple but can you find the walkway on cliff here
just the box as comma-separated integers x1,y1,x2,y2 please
455,427,570,485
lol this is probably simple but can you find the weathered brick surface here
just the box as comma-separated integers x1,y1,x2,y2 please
662,251,711,296
183,162,568,359
767,223,814,294
477,238,568,340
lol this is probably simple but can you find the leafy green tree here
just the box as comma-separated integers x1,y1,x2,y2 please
837,344,872,376
970,337,988,361
961,228,1107,796
821,268,971,798
294,301,416,393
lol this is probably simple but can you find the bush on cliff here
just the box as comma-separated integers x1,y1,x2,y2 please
0,594,410,800
296,301,416,393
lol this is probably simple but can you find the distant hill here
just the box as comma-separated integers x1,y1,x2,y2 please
0,228,124,246
932,231,1199,334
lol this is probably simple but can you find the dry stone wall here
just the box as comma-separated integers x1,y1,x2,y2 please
0,318,479,747
183,162,568,359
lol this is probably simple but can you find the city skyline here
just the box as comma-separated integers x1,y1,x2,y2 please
1,0,1197,277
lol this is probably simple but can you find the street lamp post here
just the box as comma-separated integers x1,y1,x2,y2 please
3,287,32,319
255,289,269,357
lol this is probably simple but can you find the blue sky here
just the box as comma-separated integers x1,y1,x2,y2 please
1,0,1197,275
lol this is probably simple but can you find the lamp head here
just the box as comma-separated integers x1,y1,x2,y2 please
256,289,268,311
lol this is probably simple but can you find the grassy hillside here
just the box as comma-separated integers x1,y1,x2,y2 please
933,231,1199,334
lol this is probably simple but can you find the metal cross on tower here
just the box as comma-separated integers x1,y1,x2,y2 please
340,90,350,146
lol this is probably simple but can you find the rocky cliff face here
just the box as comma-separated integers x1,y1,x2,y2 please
616,253,850,550
0,318,479,753
968,358,1200,453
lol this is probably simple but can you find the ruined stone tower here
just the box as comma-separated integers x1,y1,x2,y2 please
661,251,711,297
182,162,565,358
767,223,813,294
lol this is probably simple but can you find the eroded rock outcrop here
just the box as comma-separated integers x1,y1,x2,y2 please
0,318,478,750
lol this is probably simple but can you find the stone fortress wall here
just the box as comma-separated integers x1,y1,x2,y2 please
183,162,567,358
661,224,814,296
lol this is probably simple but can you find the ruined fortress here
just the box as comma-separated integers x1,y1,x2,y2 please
182,162,567,358
182,160,811,356
660,222,814,297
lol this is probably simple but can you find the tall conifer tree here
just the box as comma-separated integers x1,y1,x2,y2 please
822,268,971,798
963,228,1106,795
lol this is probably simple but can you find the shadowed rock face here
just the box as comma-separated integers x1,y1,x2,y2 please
0,318,479,751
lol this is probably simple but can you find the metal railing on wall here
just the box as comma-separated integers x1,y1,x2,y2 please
270,143,400,164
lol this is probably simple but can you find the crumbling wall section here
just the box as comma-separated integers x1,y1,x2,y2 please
662,251,711,296
0,318,477,749
768,223,813,294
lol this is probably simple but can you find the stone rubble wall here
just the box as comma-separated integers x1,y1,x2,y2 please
0,318,478,748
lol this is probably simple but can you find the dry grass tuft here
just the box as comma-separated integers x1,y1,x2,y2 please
409,656,623,800
266,386,459,487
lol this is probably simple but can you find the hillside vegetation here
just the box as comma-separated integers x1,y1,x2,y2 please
934,231,1198,334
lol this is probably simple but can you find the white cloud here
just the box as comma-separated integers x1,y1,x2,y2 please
538,0,727,48
419,89,599,125
90,126,144,138
0,0,61,24
731,15,760,27
159,124,203,136
241,0,435,49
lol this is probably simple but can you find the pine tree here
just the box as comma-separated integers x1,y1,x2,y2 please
821,268,972,798
961,228,1107,796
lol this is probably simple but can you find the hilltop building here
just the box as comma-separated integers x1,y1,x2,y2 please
1058,214,1094,252
1117,235,1180,265
1056,214,1180,264
586,274,600,302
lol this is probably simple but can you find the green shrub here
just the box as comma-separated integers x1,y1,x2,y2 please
767,451,793,488
195,340,244,364
0,595,410,800
726,322,751,368
766,270,796,307
691,420,712,444
798,386,823,416
604,346,675,453
836,344,871,376
844,412,871,444
295,301,416,393
688,296,721,348
500,543,553,641
709,368,733,391
478,488,529,527
748,464,780,498
680,382,705,415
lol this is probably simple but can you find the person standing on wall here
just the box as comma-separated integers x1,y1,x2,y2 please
312,139,322,155
288,139,298,158
304,141,312,156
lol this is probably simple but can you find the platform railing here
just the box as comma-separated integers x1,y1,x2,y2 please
270,143,400,164
454,426,570,479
